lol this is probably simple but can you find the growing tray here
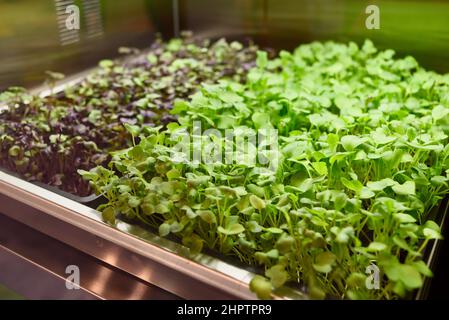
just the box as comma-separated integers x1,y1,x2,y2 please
0,170,307,300
1,41,448,300
0,65,104,200
0,165,101,205
1,164,447,300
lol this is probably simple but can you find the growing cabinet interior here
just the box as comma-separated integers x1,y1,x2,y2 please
1,0,449,301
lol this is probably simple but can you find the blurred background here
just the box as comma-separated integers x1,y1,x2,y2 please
1,0,449,90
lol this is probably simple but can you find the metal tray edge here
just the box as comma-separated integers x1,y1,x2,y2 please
0,169,307,300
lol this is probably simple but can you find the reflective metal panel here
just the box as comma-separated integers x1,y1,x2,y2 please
179,0,449,73
0,213,178,300
0,0,158,90
0,170,307,300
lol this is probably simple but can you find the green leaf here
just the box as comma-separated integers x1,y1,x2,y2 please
181,206,196,219
166,168,180,180
78,169,97,181
254,252,269,264
412,261,433,277
8,146,21,157
247,184,265,198
367,178,397,191
334,193,348,211
431,176,448,187
172,100,190,114
432,105,449,121
124,123,141,137
88,110,102,124
327,133,339,152
265,265,288,288
311,161,328,175
341,177,363,193
135,98,149,108
128,196,141,208
249,276,272,300
275,235,295,253
218,223,245,235
159,223,171,237
360,187,375,199
197,210,217,224
308,286,326,300
423,227,442,239
266,249,279,259
220,91,243,104
313,252,336,273
182,234,203,255
265,227,284,234
392,181,416,195
424,220,440,232
160,182,174,195
394,213,416,223
246,220,263,233
99,59,114,68
249,195,266,210
146,53,158,64
398,264,423,289
334,96,354,110
371,129,396,145
346,273,366,288
335,226,354,243
167,39,182,51
252,112,271,129
296,178,314,193
170,221,184,233
367,241,387,252
341,135,365,151
102,207,116,224
256,51,268,69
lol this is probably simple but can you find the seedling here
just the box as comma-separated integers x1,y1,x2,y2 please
82,40,449,300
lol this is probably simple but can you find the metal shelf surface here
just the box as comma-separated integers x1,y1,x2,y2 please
0,170,305,300
0,213,177,300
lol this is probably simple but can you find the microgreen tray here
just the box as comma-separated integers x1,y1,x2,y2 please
0,34,259,197
0,166,101,205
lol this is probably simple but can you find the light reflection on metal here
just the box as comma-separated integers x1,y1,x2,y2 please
82,0,104,39
54,0,80,46
0,169,307,299
54,0,103,46
89,266,113,295
0,213,177,299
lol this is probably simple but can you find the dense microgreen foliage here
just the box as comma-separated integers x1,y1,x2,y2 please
82,39,449,299
0,34,259,195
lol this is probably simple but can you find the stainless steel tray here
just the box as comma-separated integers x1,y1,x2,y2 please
0,51,306,300
0,170,306,300
1,50,447,300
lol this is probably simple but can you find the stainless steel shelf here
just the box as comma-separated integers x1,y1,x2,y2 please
0,170,306,300
0,213,177,300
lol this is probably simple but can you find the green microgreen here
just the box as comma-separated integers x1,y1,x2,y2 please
82,39,449,300
0,34,259,195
